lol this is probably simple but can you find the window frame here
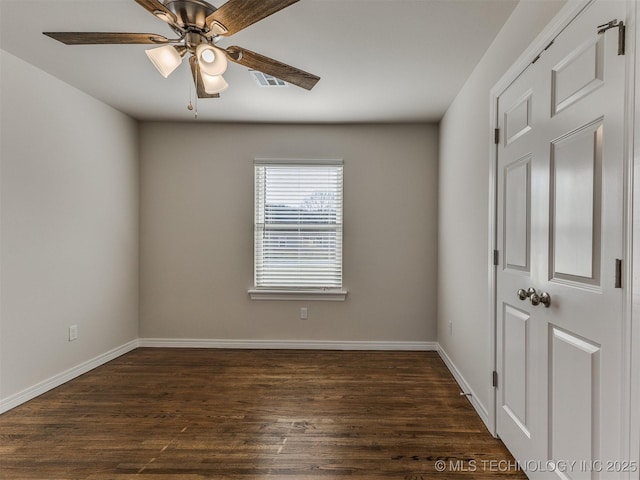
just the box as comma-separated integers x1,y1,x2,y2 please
249,158,347,301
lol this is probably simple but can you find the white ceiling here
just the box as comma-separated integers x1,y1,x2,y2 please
0,0,518,123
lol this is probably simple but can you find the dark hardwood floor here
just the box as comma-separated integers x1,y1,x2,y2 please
0,349,526,479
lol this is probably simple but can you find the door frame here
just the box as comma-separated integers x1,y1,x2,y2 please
487,5,638,473
630,0,640,474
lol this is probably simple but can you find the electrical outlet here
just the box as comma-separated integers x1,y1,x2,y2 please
300,307,308,320
448,321,453,335
69,325,78,341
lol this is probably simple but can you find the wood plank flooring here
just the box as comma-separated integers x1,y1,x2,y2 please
0,349,526,479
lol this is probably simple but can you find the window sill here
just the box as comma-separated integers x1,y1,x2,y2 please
248,289,348,301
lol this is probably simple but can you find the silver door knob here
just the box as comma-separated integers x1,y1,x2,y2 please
539,291,551,307
530,292,540,306
530,291,551,308
517,287,536,301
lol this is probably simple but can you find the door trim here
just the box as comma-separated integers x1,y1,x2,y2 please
629,0,640,474
488,5,637,466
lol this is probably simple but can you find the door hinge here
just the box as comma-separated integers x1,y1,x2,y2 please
615,258,622,288
494,128,500,144
493,249,499,266
598,19,625,55
531,40,554,65
492,371,498,388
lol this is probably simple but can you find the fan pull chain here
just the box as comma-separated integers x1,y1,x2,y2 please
187,64,198,119
187,76,194,112
194,61,199,119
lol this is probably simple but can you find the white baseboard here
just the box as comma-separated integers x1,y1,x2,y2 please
437,345,491,431
0,339,139,414
138,338,438,351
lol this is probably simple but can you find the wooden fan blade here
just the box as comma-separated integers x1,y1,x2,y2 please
189,56,221,99
225,46,319,90
43,32,170,45
205,0,299,36
134,0,179,26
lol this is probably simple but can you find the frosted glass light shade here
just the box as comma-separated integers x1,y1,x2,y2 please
201,73,228,94
146,45,184,78
196,44,228,76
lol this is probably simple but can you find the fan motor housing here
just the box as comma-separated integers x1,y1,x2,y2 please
165,0,217,30
184,32,209,51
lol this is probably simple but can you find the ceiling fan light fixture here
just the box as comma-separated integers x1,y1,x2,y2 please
202,73,229,95
201,73,229,94
196,44,228,76
146,45,186,78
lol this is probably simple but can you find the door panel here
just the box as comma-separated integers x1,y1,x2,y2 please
506,90,533,144
550,119,602,283
550,327,600,480
502,304,531,437
551,36,604,116
505,157,531,271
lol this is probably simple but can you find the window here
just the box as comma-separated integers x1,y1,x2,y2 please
250,159,346,300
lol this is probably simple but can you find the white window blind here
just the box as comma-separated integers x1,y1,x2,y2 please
254,160,343,289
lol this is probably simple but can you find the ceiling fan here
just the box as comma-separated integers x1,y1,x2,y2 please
43,0,320,98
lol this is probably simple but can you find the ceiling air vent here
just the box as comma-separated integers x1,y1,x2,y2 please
250,70,288,87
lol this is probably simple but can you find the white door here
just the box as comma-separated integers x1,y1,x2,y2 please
496,1,626,477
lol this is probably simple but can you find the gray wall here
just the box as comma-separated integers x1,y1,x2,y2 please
437,0,566,414
0,51,140,400
140,122,438,342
